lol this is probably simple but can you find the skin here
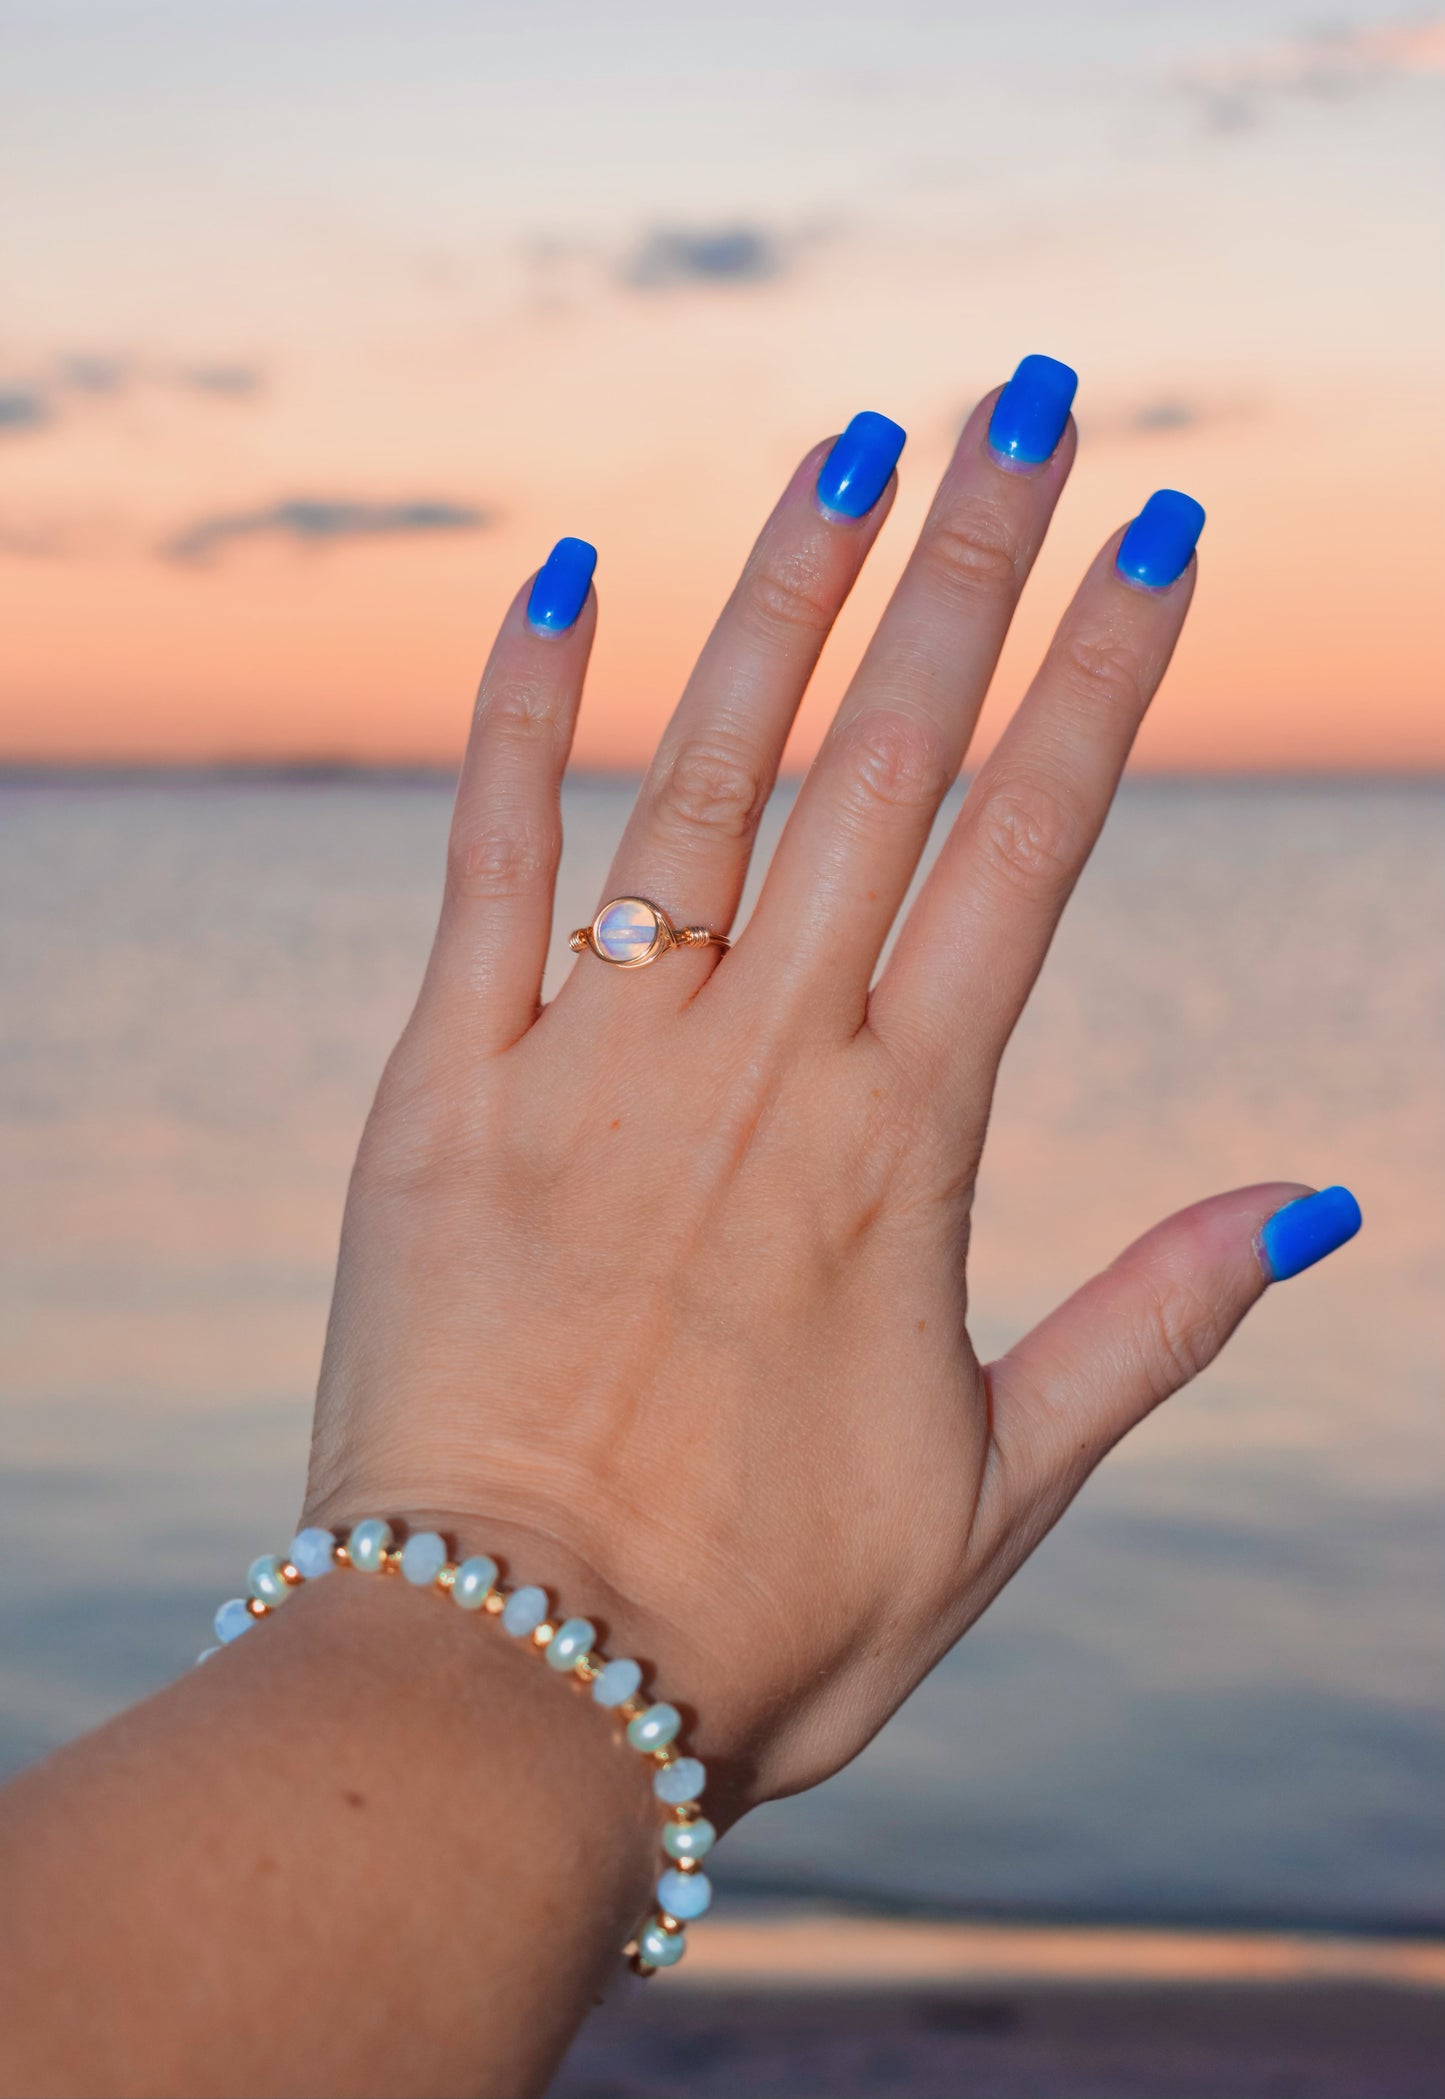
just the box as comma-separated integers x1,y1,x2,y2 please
0,385,1310,2098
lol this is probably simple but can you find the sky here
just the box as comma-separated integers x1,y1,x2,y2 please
1,0,1442,771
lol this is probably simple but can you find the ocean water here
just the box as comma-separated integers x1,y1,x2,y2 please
1,775,1441,1934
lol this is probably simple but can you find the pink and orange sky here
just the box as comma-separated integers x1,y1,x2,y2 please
2,1,1442,771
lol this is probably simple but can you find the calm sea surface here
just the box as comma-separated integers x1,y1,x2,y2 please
1,776,1441,1933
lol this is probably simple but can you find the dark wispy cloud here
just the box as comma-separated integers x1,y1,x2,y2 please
619,223,788,290
1072,394,1256,444
1180,17,1445,132
0,388,56,435
0,355,267,437
163,497,494,565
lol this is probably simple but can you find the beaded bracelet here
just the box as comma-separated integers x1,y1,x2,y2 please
201,1517,715,1975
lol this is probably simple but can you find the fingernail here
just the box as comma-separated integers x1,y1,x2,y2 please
1259,1186,1363,1283
816,411,907,519
987,353,1078,466
1116,489,1205,590
526,536,597,632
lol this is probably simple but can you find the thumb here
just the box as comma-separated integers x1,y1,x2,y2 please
987,1182,1363,1496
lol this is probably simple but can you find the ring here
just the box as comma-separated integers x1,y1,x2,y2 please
569,896,730,969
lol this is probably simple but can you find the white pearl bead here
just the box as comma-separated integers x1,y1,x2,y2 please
653,1756,706,1805
289,1527,336,1579
501,1585,548,1636
347,1518,393,1572
591,1657,642,1708
400,1532,448,1586
637,1918,686,1967
545,1617,596,1671
247,1554,292,1606
451,1556,499,1610
626,1702,680,1753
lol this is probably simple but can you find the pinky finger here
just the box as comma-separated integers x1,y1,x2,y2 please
420,538,596,1052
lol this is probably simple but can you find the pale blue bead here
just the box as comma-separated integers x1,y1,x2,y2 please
662,1817,716,1862
290,1527,336,1579
347,1518,393,1572
653,1756,706,1805
247,1554,292,1606
195,1645,222,1667
214,1597,253,1643
591,1657,642,1708
546,1617,595,1671
656,1867,712,1921
451,1555,499,1610
400,1532,448,1586
626,1702,680,1753
501,1585,548,1636
637,1918,686,1967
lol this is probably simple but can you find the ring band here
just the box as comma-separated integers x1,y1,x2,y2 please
569,896,730,969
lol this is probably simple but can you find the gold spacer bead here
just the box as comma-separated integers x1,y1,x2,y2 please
381,1549,404,1575
673,1802,700,1823
435,1565,457,1592
532,1623,556,1648
651,1746,675,1766
332,1544,351,1567
573,1654,599,1683
246,1598,268,1618
657,1913,681,1934
617,1697,647,1724
482,1591,505,1616
279,1562,303,1587
629,1955,657,1978
676,1857,699,1874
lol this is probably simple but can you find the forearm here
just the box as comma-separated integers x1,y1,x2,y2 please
0,1568,657,2098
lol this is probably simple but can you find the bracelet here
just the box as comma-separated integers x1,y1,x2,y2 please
201,1517,715,1975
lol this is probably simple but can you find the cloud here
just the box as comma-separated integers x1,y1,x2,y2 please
0,388,55,434
172,363,265,398
162,497,494,564
618,223,789,290
1180,16,1445,131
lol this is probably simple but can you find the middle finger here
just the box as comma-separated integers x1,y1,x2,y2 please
739,355,1078,1027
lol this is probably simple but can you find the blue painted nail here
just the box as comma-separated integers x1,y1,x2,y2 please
816,411,907,519
526,536,597,632
1260,1186,1362,1283
1116,489,1205,590
988,354,1078,466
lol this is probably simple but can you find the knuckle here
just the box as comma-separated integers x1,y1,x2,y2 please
1055,628,1146,716
447,813,558,903
918,502,1021,606
474,673,561,745
1139,1271,1223,1401
837,708,953,816
652,733,766,843
968,773,1080,903
740,549,836,644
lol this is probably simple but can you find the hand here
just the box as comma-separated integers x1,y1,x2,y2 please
302,368,1352,1813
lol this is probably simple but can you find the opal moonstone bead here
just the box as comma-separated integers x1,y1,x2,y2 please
653,1756,706,1805
546,1617,596,1671
501,1585,549,1637
214,1597,254,1644
594,898,659,962
289,1527,336,1579
247,1554,292,1606
661,1817,716,1862
626,1702,681,1753
195,1645,222,1666
451,1556,499,1610
400,1531,449,1586
591,1657,642,1708
637,1919,686,1967
656,1867,712,1921
347,1518,393,1573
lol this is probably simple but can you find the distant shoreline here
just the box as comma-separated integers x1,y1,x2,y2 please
2,763,1441,790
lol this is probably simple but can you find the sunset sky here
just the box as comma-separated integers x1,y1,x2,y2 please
2,1,1442,770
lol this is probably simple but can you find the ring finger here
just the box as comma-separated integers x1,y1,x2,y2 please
560,414,905,1002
